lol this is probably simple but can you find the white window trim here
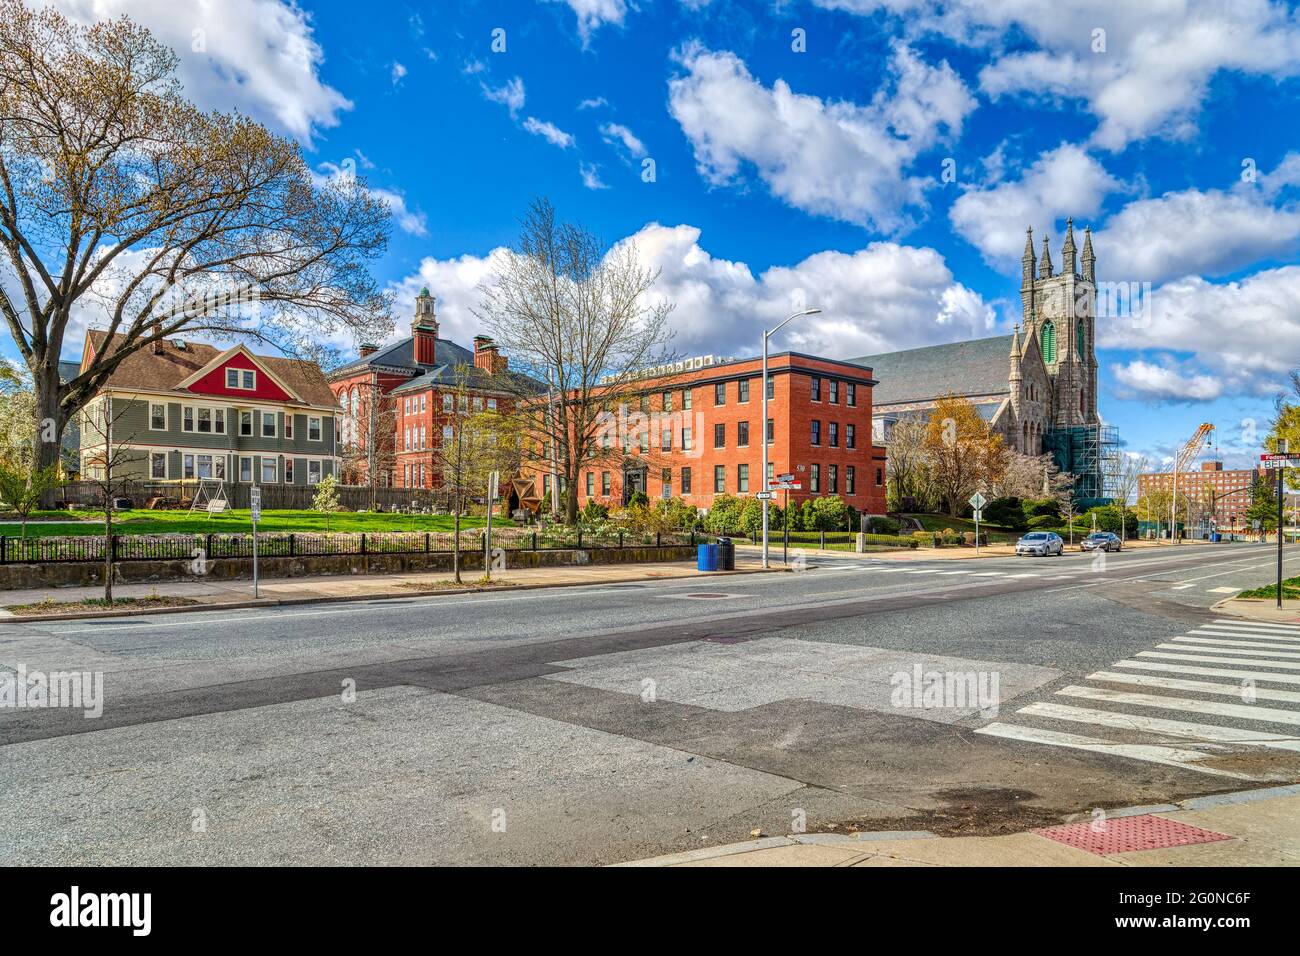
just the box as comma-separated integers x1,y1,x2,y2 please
284,458,295,484
261,411,277,439
284,414,293,439
149,451,169,479
239,456,254,482
260,457,279,484
307,416,323,442
307,459,323,484
148,402,168,432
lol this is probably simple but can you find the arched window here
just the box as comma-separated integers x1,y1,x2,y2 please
1077,320,1086,356
1041,320,1057,364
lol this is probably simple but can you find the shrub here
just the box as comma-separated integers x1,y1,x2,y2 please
704,494,744,534
808,495,849,531
1025,497,1060,520
739,498,765,536
912,530,937,546
1027,514,1059,530
580,500,609,523
862,515,901,535
627,491,650,509
861,533,919,549
983,496,1027,530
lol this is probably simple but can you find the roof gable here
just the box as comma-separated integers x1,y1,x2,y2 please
848,335,1014,406
177,345,301,402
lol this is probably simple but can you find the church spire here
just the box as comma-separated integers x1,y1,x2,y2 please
1009,323,1022,382
1081,225,1095,282
1038,232,1053,279
1020,227,1036,288
1061,218,1077,275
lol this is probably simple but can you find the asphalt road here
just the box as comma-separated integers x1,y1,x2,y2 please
3,541,1299,865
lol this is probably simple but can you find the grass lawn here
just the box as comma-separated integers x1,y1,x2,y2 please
1238,576,1300,600
1,509,504,538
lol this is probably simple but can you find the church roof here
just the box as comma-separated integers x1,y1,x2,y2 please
330,334,474,376
847,334,1014,407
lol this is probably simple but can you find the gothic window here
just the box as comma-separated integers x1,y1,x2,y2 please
1077,319,1086,356
1041,320,1057,364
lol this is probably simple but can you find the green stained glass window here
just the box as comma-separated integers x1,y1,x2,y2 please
1041,320,1057,364
1077,319,1086,356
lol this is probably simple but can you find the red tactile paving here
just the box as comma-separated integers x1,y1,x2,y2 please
1034,814,1232,855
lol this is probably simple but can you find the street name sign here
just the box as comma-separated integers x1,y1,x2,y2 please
755,491,776,500
1261,454,1300,469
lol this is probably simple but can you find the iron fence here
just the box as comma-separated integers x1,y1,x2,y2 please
0,528,702,565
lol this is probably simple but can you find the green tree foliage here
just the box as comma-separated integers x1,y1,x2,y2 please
983,496,1027,530
311,475,342,532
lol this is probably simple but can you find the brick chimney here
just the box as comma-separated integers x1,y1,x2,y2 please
358,342,378,358
473,335,507,374
412,287,438,366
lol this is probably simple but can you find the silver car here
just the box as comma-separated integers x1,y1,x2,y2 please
1081,531,1122,552
1015,531,1064,556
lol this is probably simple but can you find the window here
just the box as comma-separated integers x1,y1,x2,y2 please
443,394,453,413
737,464,749,493
738,379,750,403
459,395,468,412
1041,320,1057,363
150,452,167,479
876,467,883,486
662,468,673,499
714,423,726,448
284,415,293,439
767,418,774,443
682,388,692,410
443,425,453,443
810,464,821,493
149,403,166,431
182,406,194,432
828,464,838,494
662,390,673,412
810,378,822,401
846,382,857,407
661,429,672,452
737,421,749,447
261,412,276,438
681,467,692,495
308,460,322,484
404,427,410,451
261,459,277,484
421,395,428,413
1077,319,1086,356
420,426,426,450
183,454,195,479
829,422,839,447
240,411,253,436
487,398,497,410
543,475,551,496
196,455,214,479
846,423,856,449
829,380,839,404
474,397,483,411
239,457,253,482
308,417,322,441
601,471,611,495
215,457,226,480
242,369,255,389
682,426,693,452
846,466,855,495
767,462,774,483
226,368,239,389
714,382,726,405
586,472,595,496
713,465,726,494
766,377,774,400
198,407,212,433
811,420,821,445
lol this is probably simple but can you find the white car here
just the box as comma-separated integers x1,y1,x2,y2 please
1016,531,1064,556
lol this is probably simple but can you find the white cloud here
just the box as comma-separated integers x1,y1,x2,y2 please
579,162,609,190
523,117,576,149
481,76,526,117
814,0,1300,150
45,0,351,145
600,122,647,159
313,163,427,237
578,96,609,110
667,42,975,232
1101,266,1300,398
377,223,995,362
949,144,1119,262
1112,359,1223,402
543,0,630,45
390,62,407,87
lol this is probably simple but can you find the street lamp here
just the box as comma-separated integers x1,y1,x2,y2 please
762,308,821,568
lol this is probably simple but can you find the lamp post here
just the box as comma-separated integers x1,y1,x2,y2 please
762,308,821,568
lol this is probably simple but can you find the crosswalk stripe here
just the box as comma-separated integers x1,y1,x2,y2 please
1214,618,1300,633
936,570,970,575
1192,626,1300,642
1171,584,1195,590
1009,573,1040,578
1087,671,1300,703
972,572,1004,577
1139,650,1300,671
1158,642,1300,660
1175,636,1300,652
1207,587,1240,594
903,569,937,574
1018,701,1300,752
1058,684,1300,727
1113,659,1300,685
974,722,1250,779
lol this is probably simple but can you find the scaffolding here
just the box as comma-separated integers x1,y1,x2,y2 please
1043,423,1120,508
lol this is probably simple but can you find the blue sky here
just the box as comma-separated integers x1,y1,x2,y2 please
19,0,1300,471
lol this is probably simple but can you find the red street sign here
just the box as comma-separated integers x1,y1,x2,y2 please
1261,454,1300,469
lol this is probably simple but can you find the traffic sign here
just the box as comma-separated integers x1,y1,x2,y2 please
770,481,802,491
250,487,261,522
1261,454,1300,469
972,509,983,522
755,491,776,500
968,492,987,511
777,473,794,482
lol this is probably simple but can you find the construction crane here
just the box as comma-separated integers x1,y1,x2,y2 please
1170,423,1214,544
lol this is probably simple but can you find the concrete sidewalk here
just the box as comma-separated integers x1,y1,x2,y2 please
0,557,781,620
619,784,1300,866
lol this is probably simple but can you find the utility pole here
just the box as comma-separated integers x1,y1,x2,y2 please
1279,440,1289,610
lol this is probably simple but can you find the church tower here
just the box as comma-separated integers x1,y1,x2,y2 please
1018,220,1097,428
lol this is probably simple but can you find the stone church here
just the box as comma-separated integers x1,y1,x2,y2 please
850,220,1109,498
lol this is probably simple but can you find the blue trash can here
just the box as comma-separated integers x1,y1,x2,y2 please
697,543,718,571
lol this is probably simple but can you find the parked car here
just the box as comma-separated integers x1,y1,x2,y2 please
1081,531,1122,552
1015,531,1064,556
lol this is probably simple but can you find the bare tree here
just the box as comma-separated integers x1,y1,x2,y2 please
475,198,676,524
339,381,397,506
77,394,139,605
0,1,392,473
884,419,928,510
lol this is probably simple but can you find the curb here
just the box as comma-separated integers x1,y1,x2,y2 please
0,564,787,623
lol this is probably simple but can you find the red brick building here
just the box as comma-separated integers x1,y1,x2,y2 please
531,352,888,515
1138,461,1263,531
327,288,516,489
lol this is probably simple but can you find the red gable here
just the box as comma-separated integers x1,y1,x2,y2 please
185,351,295,402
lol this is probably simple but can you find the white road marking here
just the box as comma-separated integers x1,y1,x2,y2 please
1208,586,1242,594
1192,626,1300,641
1087,671,1300,704
936,571,970,575
972,572,1005,577
1138,650,1300,671
974,722,1250,779
1018,701,1300,752
1008,573,1040,579
1171,584,1195,590
1214,618,1300,633
1159,642,1300,660
1175,636,1300,653
1113,659,1300,686
1057,684,1300,727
